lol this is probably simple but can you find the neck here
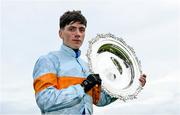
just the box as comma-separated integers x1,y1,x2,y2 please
73,49,79,53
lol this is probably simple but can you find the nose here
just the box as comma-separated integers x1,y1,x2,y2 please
74,30,81,39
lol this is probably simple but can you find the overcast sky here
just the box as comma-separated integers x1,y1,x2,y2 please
1,0,180,114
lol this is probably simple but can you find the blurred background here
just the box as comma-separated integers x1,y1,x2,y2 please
1,0,180,114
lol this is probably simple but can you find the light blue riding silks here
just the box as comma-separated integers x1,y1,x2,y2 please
33,44,117,114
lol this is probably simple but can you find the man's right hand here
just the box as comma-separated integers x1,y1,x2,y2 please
81,74,101,92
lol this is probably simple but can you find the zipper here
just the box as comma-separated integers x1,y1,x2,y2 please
76,58,86,75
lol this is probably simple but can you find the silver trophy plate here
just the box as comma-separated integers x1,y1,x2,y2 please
87,33,143,101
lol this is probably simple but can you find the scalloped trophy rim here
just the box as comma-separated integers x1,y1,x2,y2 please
86,33,143,101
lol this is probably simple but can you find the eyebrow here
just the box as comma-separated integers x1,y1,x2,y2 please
67,25,85,29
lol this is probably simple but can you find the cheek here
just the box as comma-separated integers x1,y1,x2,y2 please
81,37,85,42
64,37,70,44
63,32,72,41
81,34,85,41
66,32,74,39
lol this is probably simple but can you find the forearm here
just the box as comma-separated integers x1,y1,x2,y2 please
36,84,85,112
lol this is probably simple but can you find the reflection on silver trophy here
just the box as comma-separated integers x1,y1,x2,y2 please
87,33,143,101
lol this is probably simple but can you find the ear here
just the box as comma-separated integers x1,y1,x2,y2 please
59,29,63,39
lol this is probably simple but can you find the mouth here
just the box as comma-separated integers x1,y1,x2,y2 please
72,39,82,43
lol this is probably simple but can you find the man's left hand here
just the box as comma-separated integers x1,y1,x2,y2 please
139,74,147,87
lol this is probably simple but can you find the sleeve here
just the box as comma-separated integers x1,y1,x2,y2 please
32,55,85,112
95,89,117,107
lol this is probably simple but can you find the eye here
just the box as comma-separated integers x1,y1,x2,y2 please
79,28,85,33
68,27,76,32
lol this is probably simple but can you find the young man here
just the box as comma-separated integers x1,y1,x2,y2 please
33,10,146,114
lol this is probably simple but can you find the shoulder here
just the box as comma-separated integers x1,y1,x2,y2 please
33,51,60,78
37,51,60,63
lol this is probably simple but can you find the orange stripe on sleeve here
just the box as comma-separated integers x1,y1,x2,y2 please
33,74,101,104
33,73,58,94
57,77,85,89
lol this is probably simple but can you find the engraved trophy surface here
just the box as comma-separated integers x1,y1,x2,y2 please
87,33,143,101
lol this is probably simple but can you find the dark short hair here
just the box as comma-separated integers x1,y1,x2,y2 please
59,10,87,29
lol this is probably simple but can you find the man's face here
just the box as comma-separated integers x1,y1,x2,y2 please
59,22,86,49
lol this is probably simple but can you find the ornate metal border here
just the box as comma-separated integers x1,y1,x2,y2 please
86,33,143,101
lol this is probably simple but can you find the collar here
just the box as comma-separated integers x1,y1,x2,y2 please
60,44,81,58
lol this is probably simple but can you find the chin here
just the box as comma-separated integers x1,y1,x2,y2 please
74,45,81,49
72,46,80,49
75,47,80,49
